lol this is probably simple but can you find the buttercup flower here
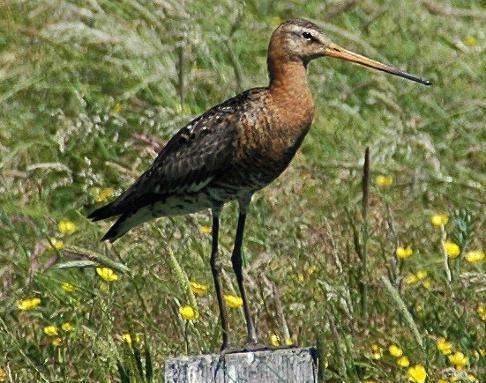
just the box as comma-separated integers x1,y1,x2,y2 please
48,238,64,251
465,250,484,263
61,322,74,332
436,337,453,355
421,278,432,289
285,337,293,346
61,282,76,293
431,214,449,227
16,297,41,311
375,175,393,187
51,337,62,347
444,241,460,258
408,364,427,383
397,355,410,367
388,344,403,357
179,306,199,320
224,294,243,308
43,325,58,336
371,344,383,360
463,35,477,47
448,351,468,370
396,246,413,259
190,281,208,296
270,334,280,347
96,267,118,282
477,305,486,321
121,333,141,346
96,188,114,203
416,270,428,280
200,225,211,235
58,219,76,235
405,274,419,285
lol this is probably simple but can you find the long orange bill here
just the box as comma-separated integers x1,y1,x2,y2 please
324,43,431,86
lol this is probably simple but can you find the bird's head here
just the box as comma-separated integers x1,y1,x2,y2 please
269,18,431,86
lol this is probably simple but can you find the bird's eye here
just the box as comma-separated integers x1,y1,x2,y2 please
302,32,313,40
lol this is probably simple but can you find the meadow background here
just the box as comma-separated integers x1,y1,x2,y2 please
0,0,485,382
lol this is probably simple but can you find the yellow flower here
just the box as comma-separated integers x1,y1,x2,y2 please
479,348,486,357
179,305,199,320
463,35,477,47
51,337,62,347
96,267,118,282
396,246,413,259
444,241,460,258
408,364,427,383
465,250,484,263
416,270,428,280
397,355,410,367
448,351,468,370
61,282,76,293
422,278,432,289
190,281,208,296
306,265,319,275
477,305,486,321
200,225,211,235
112,102,123,113
43,325,58,336
371,344,383,360
431,214,449,227
437,337,453,355
284,337,293,346
48,238,64,250
96,188,114,203
375,175,393,187
0,368,6,381
58,219,76,235
224,294,243,308
121,333,141,346
16,297,41,311
61,322,74,332
388,344,403,357
270,334,280,347
405,274,419,285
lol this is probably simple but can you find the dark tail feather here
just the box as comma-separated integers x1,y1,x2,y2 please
100,214,130,242
88,203,119,221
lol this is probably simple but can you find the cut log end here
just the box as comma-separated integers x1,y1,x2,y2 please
165,347,318,383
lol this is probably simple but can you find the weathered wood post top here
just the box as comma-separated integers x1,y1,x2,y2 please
165,347,318,383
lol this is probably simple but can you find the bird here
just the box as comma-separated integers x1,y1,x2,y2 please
88,18,430,351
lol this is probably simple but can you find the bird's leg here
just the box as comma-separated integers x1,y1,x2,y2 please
231,196,259,346
210,205,230,350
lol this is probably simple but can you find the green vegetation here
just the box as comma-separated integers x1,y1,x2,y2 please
1,0,484,381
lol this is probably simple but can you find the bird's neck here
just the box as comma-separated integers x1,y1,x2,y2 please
268,57,315,130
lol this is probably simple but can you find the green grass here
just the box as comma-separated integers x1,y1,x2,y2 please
1,0,485,381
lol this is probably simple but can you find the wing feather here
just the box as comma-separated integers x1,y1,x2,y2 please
88,93,250,221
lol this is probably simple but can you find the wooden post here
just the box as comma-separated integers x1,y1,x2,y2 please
165,347,318,383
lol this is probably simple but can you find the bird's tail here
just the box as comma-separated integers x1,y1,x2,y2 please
87,202,119,222
95,207,151,242
99,214,129,242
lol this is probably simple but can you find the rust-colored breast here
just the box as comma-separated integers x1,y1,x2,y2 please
213,79,315,192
